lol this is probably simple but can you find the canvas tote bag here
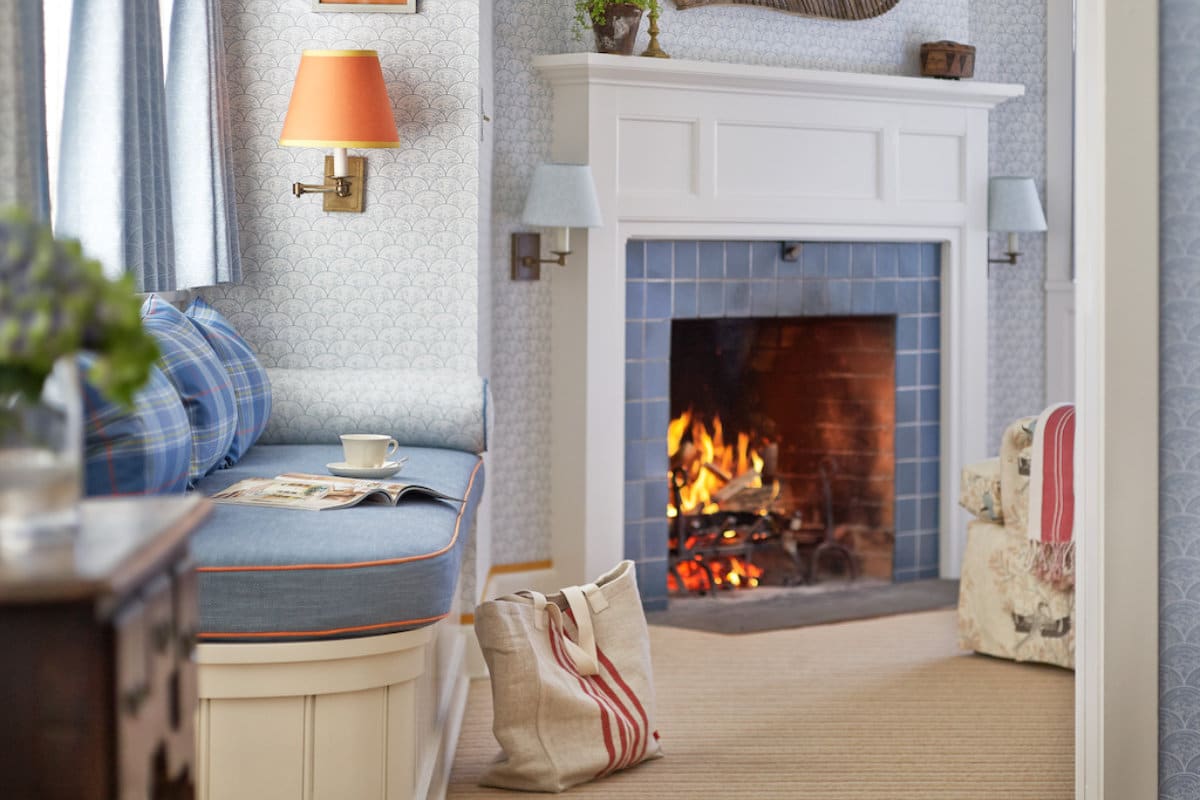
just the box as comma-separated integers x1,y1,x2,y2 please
474,560,663,792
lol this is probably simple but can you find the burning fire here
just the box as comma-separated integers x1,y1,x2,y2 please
668,556,763,593
667,410,764,517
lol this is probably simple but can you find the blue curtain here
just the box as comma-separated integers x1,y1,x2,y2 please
56,0,176,292
0,0,51,220
166,0,242,288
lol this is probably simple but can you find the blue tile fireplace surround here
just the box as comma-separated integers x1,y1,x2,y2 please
624,240,942,610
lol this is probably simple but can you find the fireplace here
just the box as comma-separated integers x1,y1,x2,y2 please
624,240,942,607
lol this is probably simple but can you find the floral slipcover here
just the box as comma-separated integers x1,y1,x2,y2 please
959,457,1004,523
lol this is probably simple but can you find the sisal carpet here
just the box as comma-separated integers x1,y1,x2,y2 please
447,610,1073,799
647,578,961,634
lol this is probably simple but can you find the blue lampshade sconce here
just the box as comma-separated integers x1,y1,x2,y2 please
987,176,1047,266
511,163,603,281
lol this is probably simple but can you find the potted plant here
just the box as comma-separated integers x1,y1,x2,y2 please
0,209,160,551
573,0,659,55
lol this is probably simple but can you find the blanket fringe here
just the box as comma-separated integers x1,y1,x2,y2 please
1023,539,1075,591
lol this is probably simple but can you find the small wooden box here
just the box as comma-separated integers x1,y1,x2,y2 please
920,41,976,80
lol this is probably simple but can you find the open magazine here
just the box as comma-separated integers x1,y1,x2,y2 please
210,472,462,512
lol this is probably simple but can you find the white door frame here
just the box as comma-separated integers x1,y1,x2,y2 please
1074,0,1159,797
1045,0,1075,405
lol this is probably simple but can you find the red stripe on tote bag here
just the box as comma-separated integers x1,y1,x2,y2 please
597,647,651,762
546,616,619,777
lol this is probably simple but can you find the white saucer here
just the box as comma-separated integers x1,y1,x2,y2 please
326,460,404,480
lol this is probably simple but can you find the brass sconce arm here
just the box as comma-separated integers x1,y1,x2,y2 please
988,250,1021,265
292,177,352,198
511,232,572,281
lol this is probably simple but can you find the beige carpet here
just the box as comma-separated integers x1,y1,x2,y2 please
447,610,1073,798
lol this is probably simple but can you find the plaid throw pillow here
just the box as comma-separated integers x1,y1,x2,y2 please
81,356,191,496
185,297,272,466
141,296,237,483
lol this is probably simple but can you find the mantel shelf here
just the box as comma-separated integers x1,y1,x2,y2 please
533,53,1024,108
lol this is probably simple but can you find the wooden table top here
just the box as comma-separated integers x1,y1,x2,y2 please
0,495,212,605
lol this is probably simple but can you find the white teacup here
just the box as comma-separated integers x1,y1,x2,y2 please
339,434,400,468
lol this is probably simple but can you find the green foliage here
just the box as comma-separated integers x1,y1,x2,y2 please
0,208,159,408
573,0,659,40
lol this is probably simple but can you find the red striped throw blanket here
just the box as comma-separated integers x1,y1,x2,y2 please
1026,403,1076,589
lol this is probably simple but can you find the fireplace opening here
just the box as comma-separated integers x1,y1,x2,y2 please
667,316,896,595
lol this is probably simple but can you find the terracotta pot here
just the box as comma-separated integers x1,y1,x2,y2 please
592,3,644,56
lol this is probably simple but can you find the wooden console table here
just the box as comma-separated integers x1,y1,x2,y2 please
0,495,211,800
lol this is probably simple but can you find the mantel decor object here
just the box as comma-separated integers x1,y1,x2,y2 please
920,41,976,80
641,4,670,58
672,0,898,19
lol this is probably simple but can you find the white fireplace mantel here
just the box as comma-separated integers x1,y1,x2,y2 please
534,53,1023,587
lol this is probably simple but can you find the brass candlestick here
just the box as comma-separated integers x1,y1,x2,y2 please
641,6,670,58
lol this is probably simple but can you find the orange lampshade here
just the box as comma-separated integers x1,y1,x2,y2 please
279,50,400,149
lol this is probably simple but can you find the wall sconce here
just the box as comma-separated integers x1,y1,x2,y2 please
279,49,399,213
511,164,603,281
987,176,1047,265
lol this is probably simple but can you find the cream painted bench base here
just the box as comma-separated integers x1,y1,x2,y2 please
195,620,471,800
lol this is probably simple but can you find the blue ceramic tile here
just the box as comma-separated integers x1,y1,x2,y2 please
752,281,777,315
894,532,917,569
897,461,918,495
828,280,852,314
919,498,939,531
642,523,669,562
646,282,672,320
897,316,919,350
725,281,751,316
802,243,826,279
917,532,939,569
828,243,851,277
625,483,645,522
644,480,669,519
625,321,643,359
624,522,644,561
699,242,724,279
898,244,921,278
698,282,724,317
636,559,669,603
896,389,918,424
919,460,939,494
920,352,940,387
674,241,698,279
802,281,829,315
644,360,669,400
896,353,918,387
645,399,670,435
645,320,671,360
896,281,919,314
876,244,899,277
626,241,645,279
673,282,697,318
644,435,669,476
626,281,644,320
874,280,897,314
625,361,644,401
851,244,876,278
778,280,804,315
624,440,645,480
920,316,940,350
851,281,875,314
915,565,940,580
625,401,644,440
919,390,939,422
642,596,669,612
646,241,673,279
778,247,802,279
896,425,918,460
919,423,939,458
752,243,777,279
920,279,940,313
726,242,751,278
920,243,941,277
897,499,918,532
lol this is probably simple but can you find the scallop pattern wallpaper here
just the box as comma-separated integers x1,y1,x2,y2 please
489,0,1049,564
205,0,480,373
1160,1,1200,794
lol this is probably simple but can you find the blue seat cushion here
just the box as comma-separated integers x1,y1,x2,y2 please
192,444,484,642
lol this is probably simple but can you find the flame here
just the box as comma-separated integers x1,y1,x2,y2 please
667,556,765,593
668,411,763,516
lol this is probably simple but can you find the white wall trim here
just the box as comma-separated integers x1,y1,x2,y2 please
1074,0,1159,795
1046,0,1076,406
534,53,1021,586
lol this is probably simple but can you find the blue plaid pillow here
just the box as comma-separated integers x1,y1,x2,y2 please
141,296,237,483
185,296,272,466
81,355,191,496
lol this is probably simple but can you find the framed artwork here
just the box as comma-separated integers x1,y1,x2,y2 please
312,0,416,13
672,0,899,20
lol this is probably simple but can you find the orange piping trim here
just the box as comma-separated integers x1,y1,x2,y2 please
197,612,448,640
197,460,482,573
